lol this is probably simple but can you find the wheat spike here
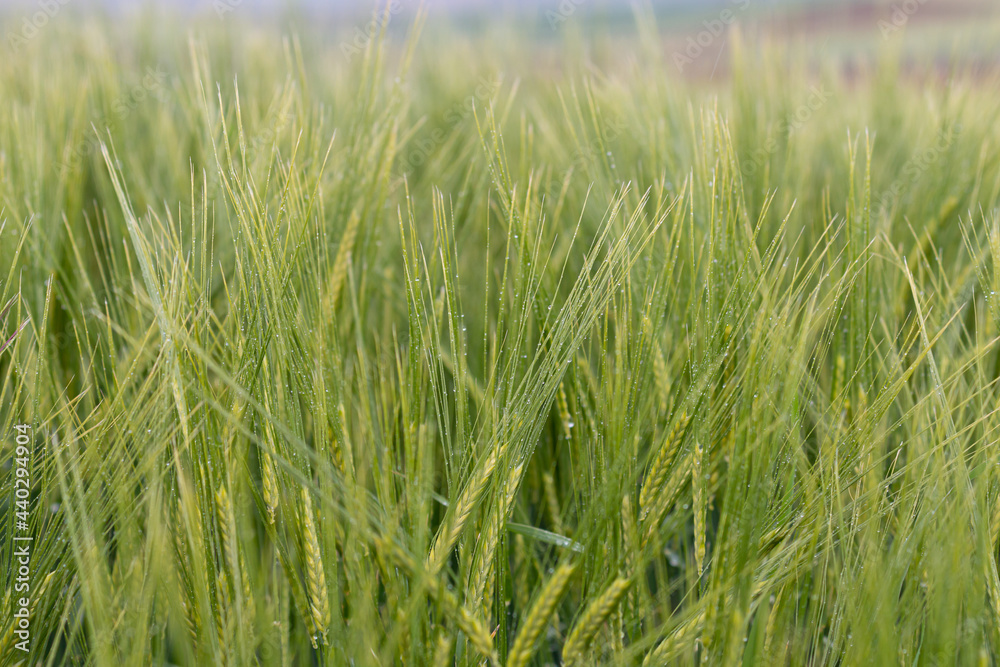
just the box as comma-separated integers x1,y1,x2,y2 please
428,445,500,574
760,522,792,555
327,419,346,475
611,605,625,653
326,209,360,312
217,481,256,647
642,611,705,667
507,563,576,667
642,451,693,546
215,569,230,663
222,395,247,460
432,633,454,666
377,535,498,666
215,484,255,643
0,572,55,657
640,411,690,513
262,455,279,523
214,485,241,662
557,382,573,440
239,551,255,639
468,461,523,613
692,440,706,578
300,487,329,646
259,383,281,522
172,506,201,643
761,588,783,664
451,595,499,666
179,597,200,646
215,485,237,577
562,577,631,666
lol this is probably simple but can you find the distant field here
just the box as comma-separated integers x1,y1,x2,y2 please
1,3,1000,666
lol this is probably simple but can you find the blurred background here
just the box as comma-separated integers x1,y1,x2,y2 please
0,0,998,81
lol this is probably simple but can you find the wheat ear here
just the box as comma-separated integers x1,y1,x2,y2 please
300,487,329,646
562,577,631,666
507,563,576,667
642,611,704,667
427,444,500,573
261,455,279,523
432,632,453,666
639,411,690,513
468,461,523,613
326,209,360,312
641,450,693,545
692,440,706,577
377,535,498,666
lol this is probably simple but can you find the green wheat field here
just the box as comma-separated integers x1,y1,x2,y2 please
2,2,1000,665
